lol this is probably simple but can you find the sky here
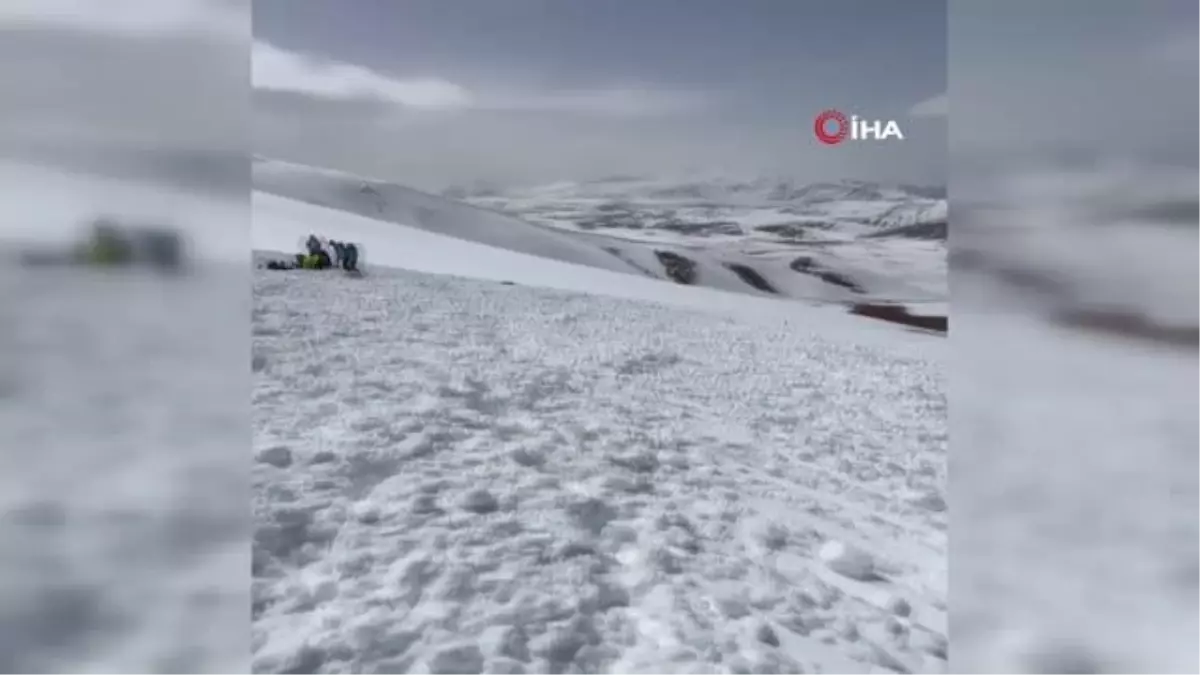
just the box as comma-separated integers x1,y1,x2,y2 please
251,0,949,191
0,0,1190,193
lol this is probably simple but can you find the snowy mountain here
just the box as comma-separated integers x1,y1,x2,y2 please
248,179,947,674
253,158,947,306
447,175,948,241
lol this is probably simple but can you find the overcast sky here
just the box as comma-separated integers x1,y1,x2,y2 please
0,0,1190,193
252,0,948,191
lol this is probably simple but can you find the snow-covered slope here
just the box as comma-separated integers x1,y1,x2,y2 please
252,192,940,352
251,183,947,673
253,158,947,305
254,158,639,275
252,266,947,675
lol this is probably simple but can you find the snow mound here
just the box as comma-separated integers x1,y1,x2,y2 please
818,540,879,581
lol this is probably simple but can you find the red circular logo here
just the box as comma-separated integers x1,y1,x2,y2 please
814,109,849,145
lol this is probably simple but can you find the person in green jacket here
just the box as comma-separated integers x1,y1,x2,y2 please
82,222,134,266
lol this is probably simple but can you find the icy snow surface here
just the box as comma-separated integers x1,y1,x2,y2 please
251,270,946,674
252,192,946,673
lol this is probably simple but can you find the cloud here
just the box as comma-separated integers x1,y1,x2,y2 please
253,41,471,109
252,41,708,118
910,92,947,118
249,36,941,189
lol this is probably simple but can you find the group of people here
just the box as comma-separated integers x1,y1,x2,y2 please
19,218,186,272
264,235,360,273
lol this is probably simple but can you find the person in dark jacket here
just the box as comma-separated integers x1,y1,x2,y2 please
328,240,345,268
341,242,359,272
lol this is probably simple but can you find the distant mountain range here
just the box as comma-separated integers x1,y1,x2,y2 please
445,176,948,245
253,158,946,305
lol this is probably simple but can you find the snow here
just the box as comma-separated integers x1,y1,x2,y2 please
6,145,1189,673
254,157,947,305
252,182,947,672
818,541,880,582
0,155,947,673
253,158,638,275
252,266,947,674
458,176,947,252
252,191,942,357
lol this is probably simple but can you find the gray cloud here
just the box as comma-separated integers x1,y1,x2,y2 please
256,88,945,192
253,40,714,119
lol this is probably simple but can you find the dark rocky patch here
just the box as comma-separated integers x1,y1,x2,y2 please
575,208,743,238
601,247,658,278
654,250,698,285
790,256,866,293
574,212,645,231
790,256,817,273
755,223,809,240
850,303,947,333
724,263,778,294
816,270,866,293
657,219,743,237
864,219,947,240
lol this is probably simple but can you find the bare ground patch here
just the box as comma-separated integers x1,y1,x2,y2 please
654,250,698,285
723,263,778,294
790,256,866,294
849,303,947,334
